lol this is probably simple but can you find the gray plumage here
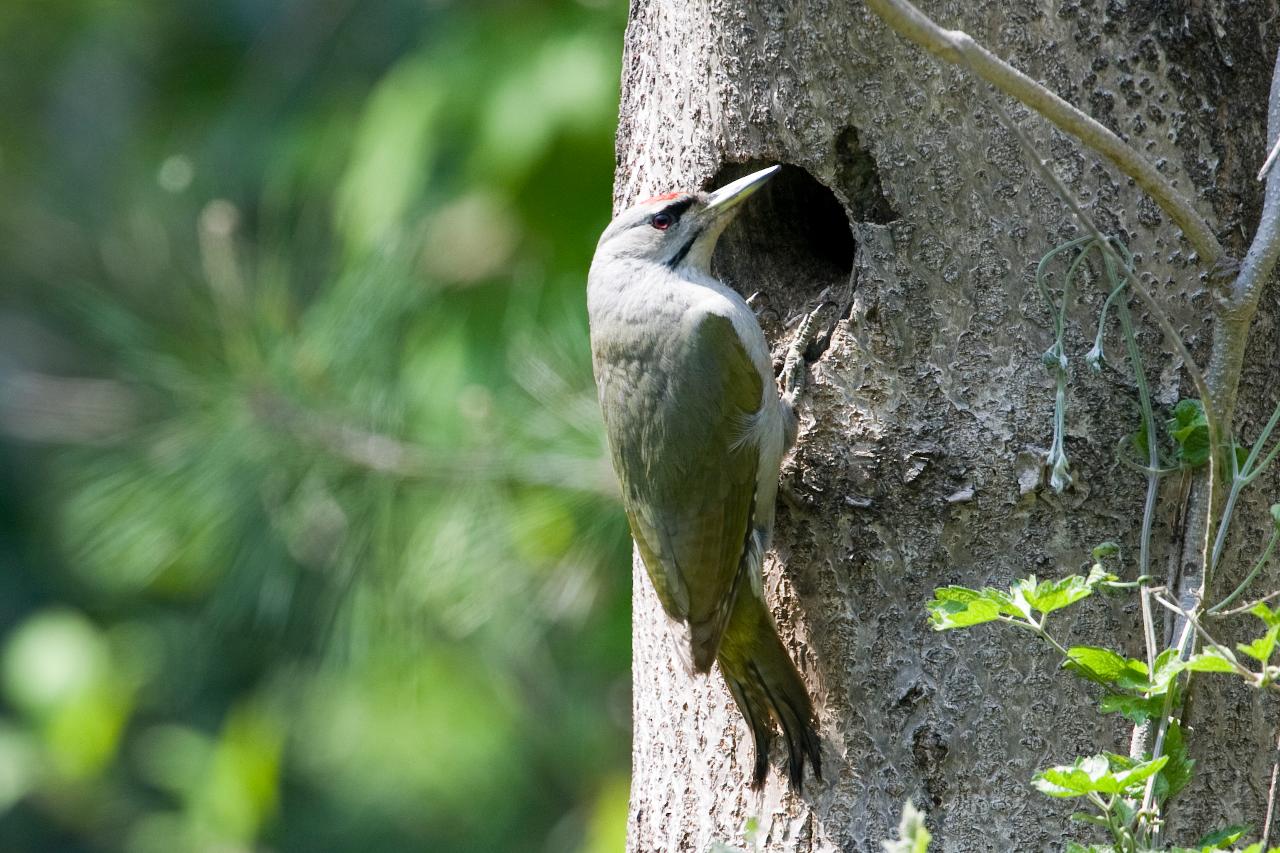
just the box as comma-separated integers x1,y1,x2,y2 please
587,166,820,789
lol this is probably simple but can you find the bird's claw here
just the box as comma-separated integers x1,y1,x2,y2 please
780,303,832,407
779,470,817,513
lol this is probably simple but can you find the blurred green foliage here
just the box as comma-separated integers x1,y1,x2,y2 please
0,1,630,851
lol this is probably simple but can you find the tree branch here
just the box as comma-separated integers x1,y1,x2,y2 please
1202,47,1280,429
862,0,1225,266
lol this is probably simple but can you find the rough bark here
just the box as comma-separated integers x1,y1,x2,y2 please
616,2,1280,850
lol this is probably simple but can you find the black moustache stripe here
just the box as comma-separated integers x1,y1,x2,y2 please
667,231,699,268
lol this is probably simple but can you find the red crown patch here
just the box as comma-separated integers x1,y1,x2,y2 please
640,191,685,204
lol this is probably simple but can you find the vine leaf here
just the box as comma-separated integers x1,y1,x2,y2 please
1154,720,1194,804
926,587,1010,629
1194,825,1251,849
1252,602,1280,627
1098,693,1165,725
927,571,1115,631
1024,575,1096,615
1064,647,1150,690
881,801,931,853
1237,625,1280,664
1179,648,1238,674
1032,754,1167,798
1167,398,1210,469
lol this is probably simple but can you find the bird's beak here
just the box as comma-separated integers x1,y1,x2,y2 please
703,165,780,219
669,165,779,270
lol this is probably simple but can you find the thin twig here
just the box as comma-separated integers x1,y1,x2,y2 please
1139,583,1159,676
1259,132,1280,182
1263,723,1280,849
1118,305,1160,692
1212,479,1249,575
977,88,1221,611
1108,250,1162,591
1242,397,1280,488
1208,529,1280,614
975,92,1217,428
862,0,1224,265
1210,587,1280,619
1151,593,1254,681
1138,622,1193,840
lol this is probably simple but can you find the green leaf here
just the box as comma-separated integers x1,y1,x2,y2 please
1068,811,1111,829
1157,720,1194,804
1169,398,1204,430
1103,751,1140,770
1272,503,1280,531
1181,648,1238,674
1168,398,1210,469
1111,753,1169,791
1150,646,1188,693
926,587,1006,630
1099,693,1165,725
927,572,1121,629
1131,426,1151,460
881,801,930,853
1008,578,1038,620
1154,646,1181,674
1033,755,1113,798
1237,625,1280,664
1091,541,1120,560
1252,602,1280,628
1232,442,1252,474
1064,647,1150,690
1195,824,1250,849
1032,754,1166,798
1027,575,1096,615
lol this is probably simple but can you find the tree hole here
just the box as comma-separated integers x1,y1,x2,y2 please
710,161,858,315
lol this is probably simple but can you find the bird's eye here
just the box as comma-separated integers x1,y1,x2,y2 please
650,212,673,230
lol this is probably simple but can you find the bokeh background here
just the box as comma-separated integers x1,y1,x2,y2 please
0,1,631,851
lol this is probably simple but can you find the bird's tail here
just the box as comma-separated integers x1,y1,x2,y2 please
716,588,821,790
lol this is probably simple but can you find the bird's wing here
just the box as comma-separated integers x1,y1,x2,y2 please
598,310,764,672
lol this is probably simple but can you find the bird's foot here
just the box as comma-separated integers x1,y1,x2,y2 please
780,303,833,408
778,470,817,513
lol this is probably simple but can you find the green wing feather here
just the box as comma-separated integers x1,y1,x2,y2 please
595,311,763,672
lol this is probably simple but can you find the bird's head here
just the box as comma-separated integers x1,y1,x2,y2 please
594,165,779,274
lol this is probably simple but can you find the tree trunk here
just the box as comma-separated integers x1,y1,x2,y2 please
617,1,1280,850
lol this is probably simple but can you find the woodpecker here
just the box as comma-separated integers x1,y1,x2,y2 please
587,165,821,789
